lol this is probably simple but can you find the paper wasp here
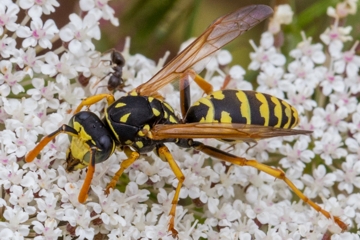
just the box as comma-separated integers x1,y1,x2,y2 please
25,4,347,235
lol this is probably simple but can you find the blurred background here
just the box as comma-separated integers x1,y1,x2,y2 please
54,0,360,75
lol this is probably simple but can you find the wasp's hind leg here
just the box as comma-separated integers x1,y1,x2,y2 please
191,141,347,231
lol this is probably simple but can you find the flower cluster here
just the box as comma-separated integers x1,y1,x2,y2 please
0,0,359,239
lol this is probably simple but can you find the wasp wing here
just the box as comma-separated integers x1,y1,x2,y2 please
149,123,312,141
135,5,273,96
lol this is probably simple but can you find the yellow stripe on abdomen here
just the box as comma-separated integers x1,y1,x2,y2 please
236,91,251,124
270,96,282,128
255,93,270,126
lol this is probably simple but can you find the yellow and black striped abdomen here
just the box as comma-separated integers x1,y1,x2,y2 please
185,90,299,129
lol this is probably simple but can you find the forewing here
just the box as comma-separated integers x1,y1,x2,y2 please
135,5,273,96
150,123,312,141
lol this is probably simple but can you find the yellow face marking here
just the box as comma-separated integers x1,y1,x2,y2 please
270,96,282,128
68,121,94,165
281,100,292,129
255,93,269,126
120,113,131,123
115,102,126,108
220,111,232,123
148,97,154,102
236,91,251,124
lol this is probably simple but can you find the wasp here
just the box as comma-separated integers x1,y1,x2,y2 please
25,4,347,234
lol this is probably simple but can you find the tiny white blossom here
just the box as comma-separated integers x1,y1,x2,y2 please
327,0,358,18
0,205,30,236
279,138,314,171
333,41,360,77
268,4,293,34
0,35,17,59
32,218,62,240
249,32,286,70
0,3,20,35
313,129,347,165
18,0,60,16
320,71,345,96
290,32,326,64
302,165,336,198
16,18,59,49
41,52,78,85
79,0,119,26
59,9,102,56
335,157,360,194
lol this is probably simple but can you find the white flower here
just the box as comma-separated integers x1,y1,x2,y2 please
0,61,26,97
0,35,17,59
348,107,360,134
16,18,59,49
0,205,30,236
279,138,314,171
320,23,353,47
333,42,360,77
34,191,64,221
10,47,44,77
290,32,326,64
320,71,345,96
249,32,286,70
268,4,293,34
284,83,317,114
345,75,360,94
40,52,78,85
0,3,20,35
59,9,102,56
79,0,119,26
313,130,347,165
18,0,60,16
9,185,36,214
335,157,360,194
327,0,358,18
329,89,357,114
63,207,94,240
312,103,348,133
256,65,285,98
302,165,336,198
32,218,62,240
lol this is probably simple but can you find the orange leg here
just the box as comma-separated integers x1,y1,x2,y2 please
192,141,347,231
74,93,115,114
78,147,97,203
156,144,185,236
105,147,140,194
25,125,78,163
25,124,97,204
